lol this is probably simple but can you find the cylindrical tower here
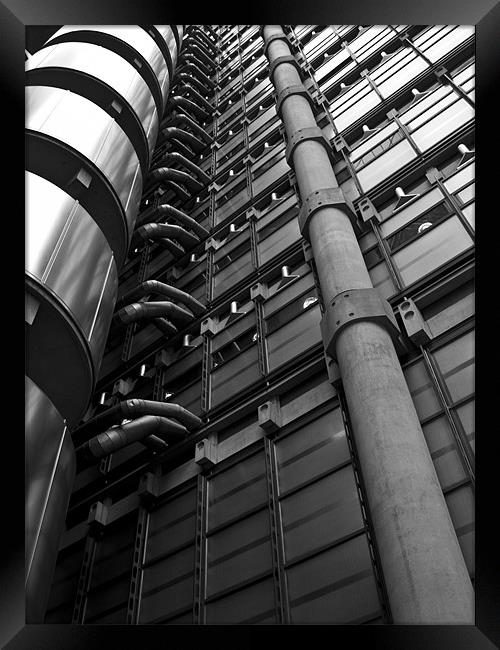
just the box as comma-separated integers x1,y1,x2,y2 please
25,25,184,622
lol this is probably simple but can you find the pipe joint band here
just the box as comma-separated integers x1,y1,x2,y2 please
285,126,336,169
276,84,316,119
298,187,358,241
269,54,303,83
320,288,402,361
264,33,290,57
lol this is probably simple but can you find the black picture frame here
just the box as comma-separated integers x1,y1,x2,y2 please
6,1,499,647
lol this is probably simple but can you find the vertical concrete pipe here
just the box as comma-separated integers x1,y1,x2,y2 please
25,25,184,622
262,25,474,624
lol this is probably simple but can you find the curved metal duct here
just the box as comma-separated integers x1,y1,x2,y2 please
180,41,215,69
159,125,206,152
181,84,214,113
25,24,183,623
75,415,188,465
118,280,205,316
186,26,217,52
114,301,194,329
75,398,202,439
136,203,209,237
179,62,216,88
145,166,204,194
165,112,213,145
133,222,201,249
169,95,210,121
155,151,211,185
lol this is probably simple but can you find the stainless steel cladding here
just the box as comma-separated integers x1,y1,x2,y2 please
25,26,182,621
25,377,76,623
25,24,182,427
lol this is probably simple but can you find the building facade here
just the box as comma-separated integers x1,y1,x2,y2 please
26,24,475,625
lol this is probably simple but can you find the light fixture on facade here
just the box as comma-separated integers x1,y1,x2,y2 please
393,186,420,212
303,296,318,309
417,222,433,234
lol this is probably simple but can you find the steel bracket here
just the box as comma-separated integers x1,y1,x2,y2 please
276,83,316,119
298,187,359,241
264,33,290,57
320,288,403,361
269,55,303,83
285,126,336,169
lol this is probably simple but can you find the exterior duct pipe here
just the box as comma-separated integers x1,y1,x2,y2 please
177,61,215,89
25,24,182,623
75,415,188,465
145,167,204,194
164,113,212,145
118,280,205,316
136,203,209,237
181,36,214,60
159,126,206,152
154,152,211,185
155,237,186,258
187,26,217,52
179,53,214,80
263,24,473,624
177,70,215,97
163,138,197,161
152,317,178,336
181,85,214,113
169,95,209,121
75,398,202,440
180,42,215,70
189,24,217,40
141,434,169,453
133,222,201,249
114,301,194,328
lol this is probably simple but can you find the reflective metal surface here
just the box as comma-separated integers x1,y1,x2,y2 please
25,377,76,622
26,85,143,247
26,41,160,156
26,172,118,365
47,26,169,106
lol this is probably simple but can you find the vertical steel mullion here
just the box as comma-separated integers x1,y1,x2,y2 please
71,534,97,624
337,389,393,624
263,437,290,624
126,506,149,624
420,346,475,486
193,473,208,623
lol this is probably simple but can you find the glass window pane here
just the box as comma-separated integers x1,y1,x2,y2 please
421,416,467,490
207,509,272,596
139,546,194,623
454,399,475,453
276,408,350,494
287,535,381,624
267,303,322,372
404,360,442,420
357,139,417,192
280,465,363,562
381,187,444,238
411,99,474,153
206,578,276,624
368,261,397,300
208,451,267,529
393,215,473,286
432,330,475,403
146,489,197,562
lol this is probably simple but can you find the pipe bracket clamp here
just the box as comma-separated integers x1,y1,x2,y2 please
320,288,403,361
269,55,303,83
285,126,336,170
298,186,358,241
264,32,290,57
276,84,316,119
